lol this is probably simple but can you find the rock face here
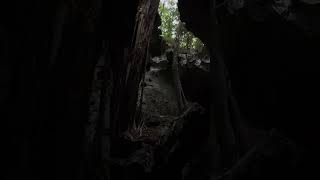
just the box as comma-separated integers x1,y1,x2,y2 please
1,1,139,180
179,60,210,109
178,0,320,179
149,13,163,57
178,0,211,46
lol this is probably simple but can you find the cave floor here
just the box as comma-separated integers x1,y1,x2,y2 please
142,66,179,116
124,65,180,143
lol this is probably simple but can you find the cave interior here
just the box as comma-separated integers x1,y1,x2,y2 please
1,0,320,180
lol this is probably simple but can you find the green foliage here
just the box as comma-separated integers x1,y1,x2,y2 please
158,0,178,44
158,0,205,53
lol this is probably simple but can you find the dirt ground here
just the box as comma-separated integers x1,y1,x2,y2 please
124,65,180,144
142,67,178,117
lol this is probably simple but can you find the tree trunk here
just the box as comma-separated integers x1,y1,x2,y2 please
172,50,188,113
119,0,161,132
172,22,188,113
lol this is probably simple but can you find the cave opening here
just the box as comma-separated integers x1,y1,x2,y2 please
113,0,212,179
135,0,211,131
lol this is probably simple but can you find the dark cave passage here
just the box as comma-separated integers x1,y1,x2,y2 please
108,1,212,179
2,0,320,180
